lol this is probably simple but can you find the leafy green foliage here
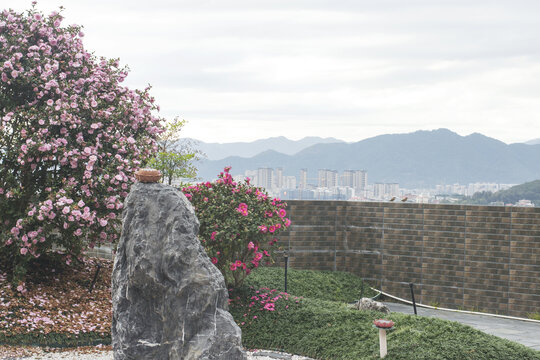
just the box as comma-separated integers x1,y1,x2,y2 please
147,151,197,184
244,267,378,303
146,118,200,185
183,167,291,287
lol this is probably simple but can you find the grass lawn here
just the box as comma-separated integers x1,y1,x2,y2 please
238,268,540,360
1,255,539,359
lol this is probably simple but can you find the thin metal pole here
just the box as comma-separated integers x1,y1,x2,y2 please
89,263,102,293
284,253,289,293
409,283,417,315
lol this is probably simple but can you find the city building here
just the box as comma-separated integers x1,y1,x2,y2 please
238,167,379,201
373,182,399,200
284,176,297,189
318,169,338,188
373,183,385,199
299,169,308,189
353,170,368,191
274,168,283,189
385,183,399,197
257,168,273,190
341,170,354,187
467,183,501,195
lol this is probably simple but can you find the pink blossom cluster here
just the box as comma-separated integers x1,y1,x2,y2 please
229,287,303,327
229,260,246,271
182,167,291,287
236,202,248,216
0,5,164,284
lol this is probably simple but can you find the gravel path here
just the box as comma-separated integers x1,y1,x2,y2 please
0,348,316,360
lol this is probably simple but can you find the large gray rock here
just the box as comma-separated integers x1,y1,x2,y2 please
353,298,390,314
112,183,246,360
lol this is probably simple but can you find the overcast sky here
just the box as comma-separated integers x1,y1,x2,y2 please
8,0,540,144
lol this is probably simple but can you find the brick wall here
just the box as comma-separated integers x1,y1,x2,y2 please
278,200,540,317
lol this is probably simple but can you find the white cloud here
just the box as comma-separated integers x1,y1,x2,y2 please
6,0,540,143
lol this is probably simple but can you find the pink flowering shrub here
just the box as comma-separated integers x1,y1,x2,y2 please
228,287,303,328
0,5,164,284
182,167,291,287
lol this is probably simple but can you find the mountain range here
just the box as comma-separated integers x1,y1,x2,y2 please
525,138,540,145
184,136,344,160
190,129,540,188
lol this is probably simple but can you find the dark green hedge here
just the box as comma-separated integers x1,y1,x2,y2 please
0,331,111,348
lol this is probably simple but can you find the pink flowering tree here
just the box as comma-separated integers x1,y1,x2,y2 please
0,5,164,286
182,167,291,288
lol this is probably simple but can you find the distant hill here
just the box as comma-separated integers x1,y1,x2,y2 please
195,129,540,188
184,136,344,160
469,180,540,205
524,138,540,145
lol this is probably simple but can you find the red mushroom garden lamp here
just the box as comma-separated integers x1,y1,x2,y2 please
373,319,395,358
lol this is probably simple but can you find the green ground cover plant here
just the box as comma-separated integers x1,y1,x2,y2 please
231,267,540,360
243,266,378,303
232,296,539,359
1,260,539,359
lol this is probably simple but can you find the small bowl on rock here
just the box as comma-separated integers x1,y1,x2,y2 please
135,168,162,183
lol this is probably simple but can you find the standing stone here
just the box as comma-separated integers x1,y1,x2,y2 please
112,183,246,360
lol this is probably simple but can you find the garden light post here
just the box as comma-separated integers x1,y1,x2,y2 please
89,262,102,293
379,328,387,358
373,319,394,359
284,253,289,293
409,283,417,315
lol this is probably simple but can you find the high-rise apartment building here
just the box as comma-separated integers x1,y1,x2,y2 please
318,169,338,188
341,170,367,190
354,170,368,190
257,168,273,190
373,182,399,199
299,169,308,189
284,176,297,189
274,168,283,189
385,183,399,197
373,183,385,199
328,170,338,188
341,170,354,187
317,169,326,187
